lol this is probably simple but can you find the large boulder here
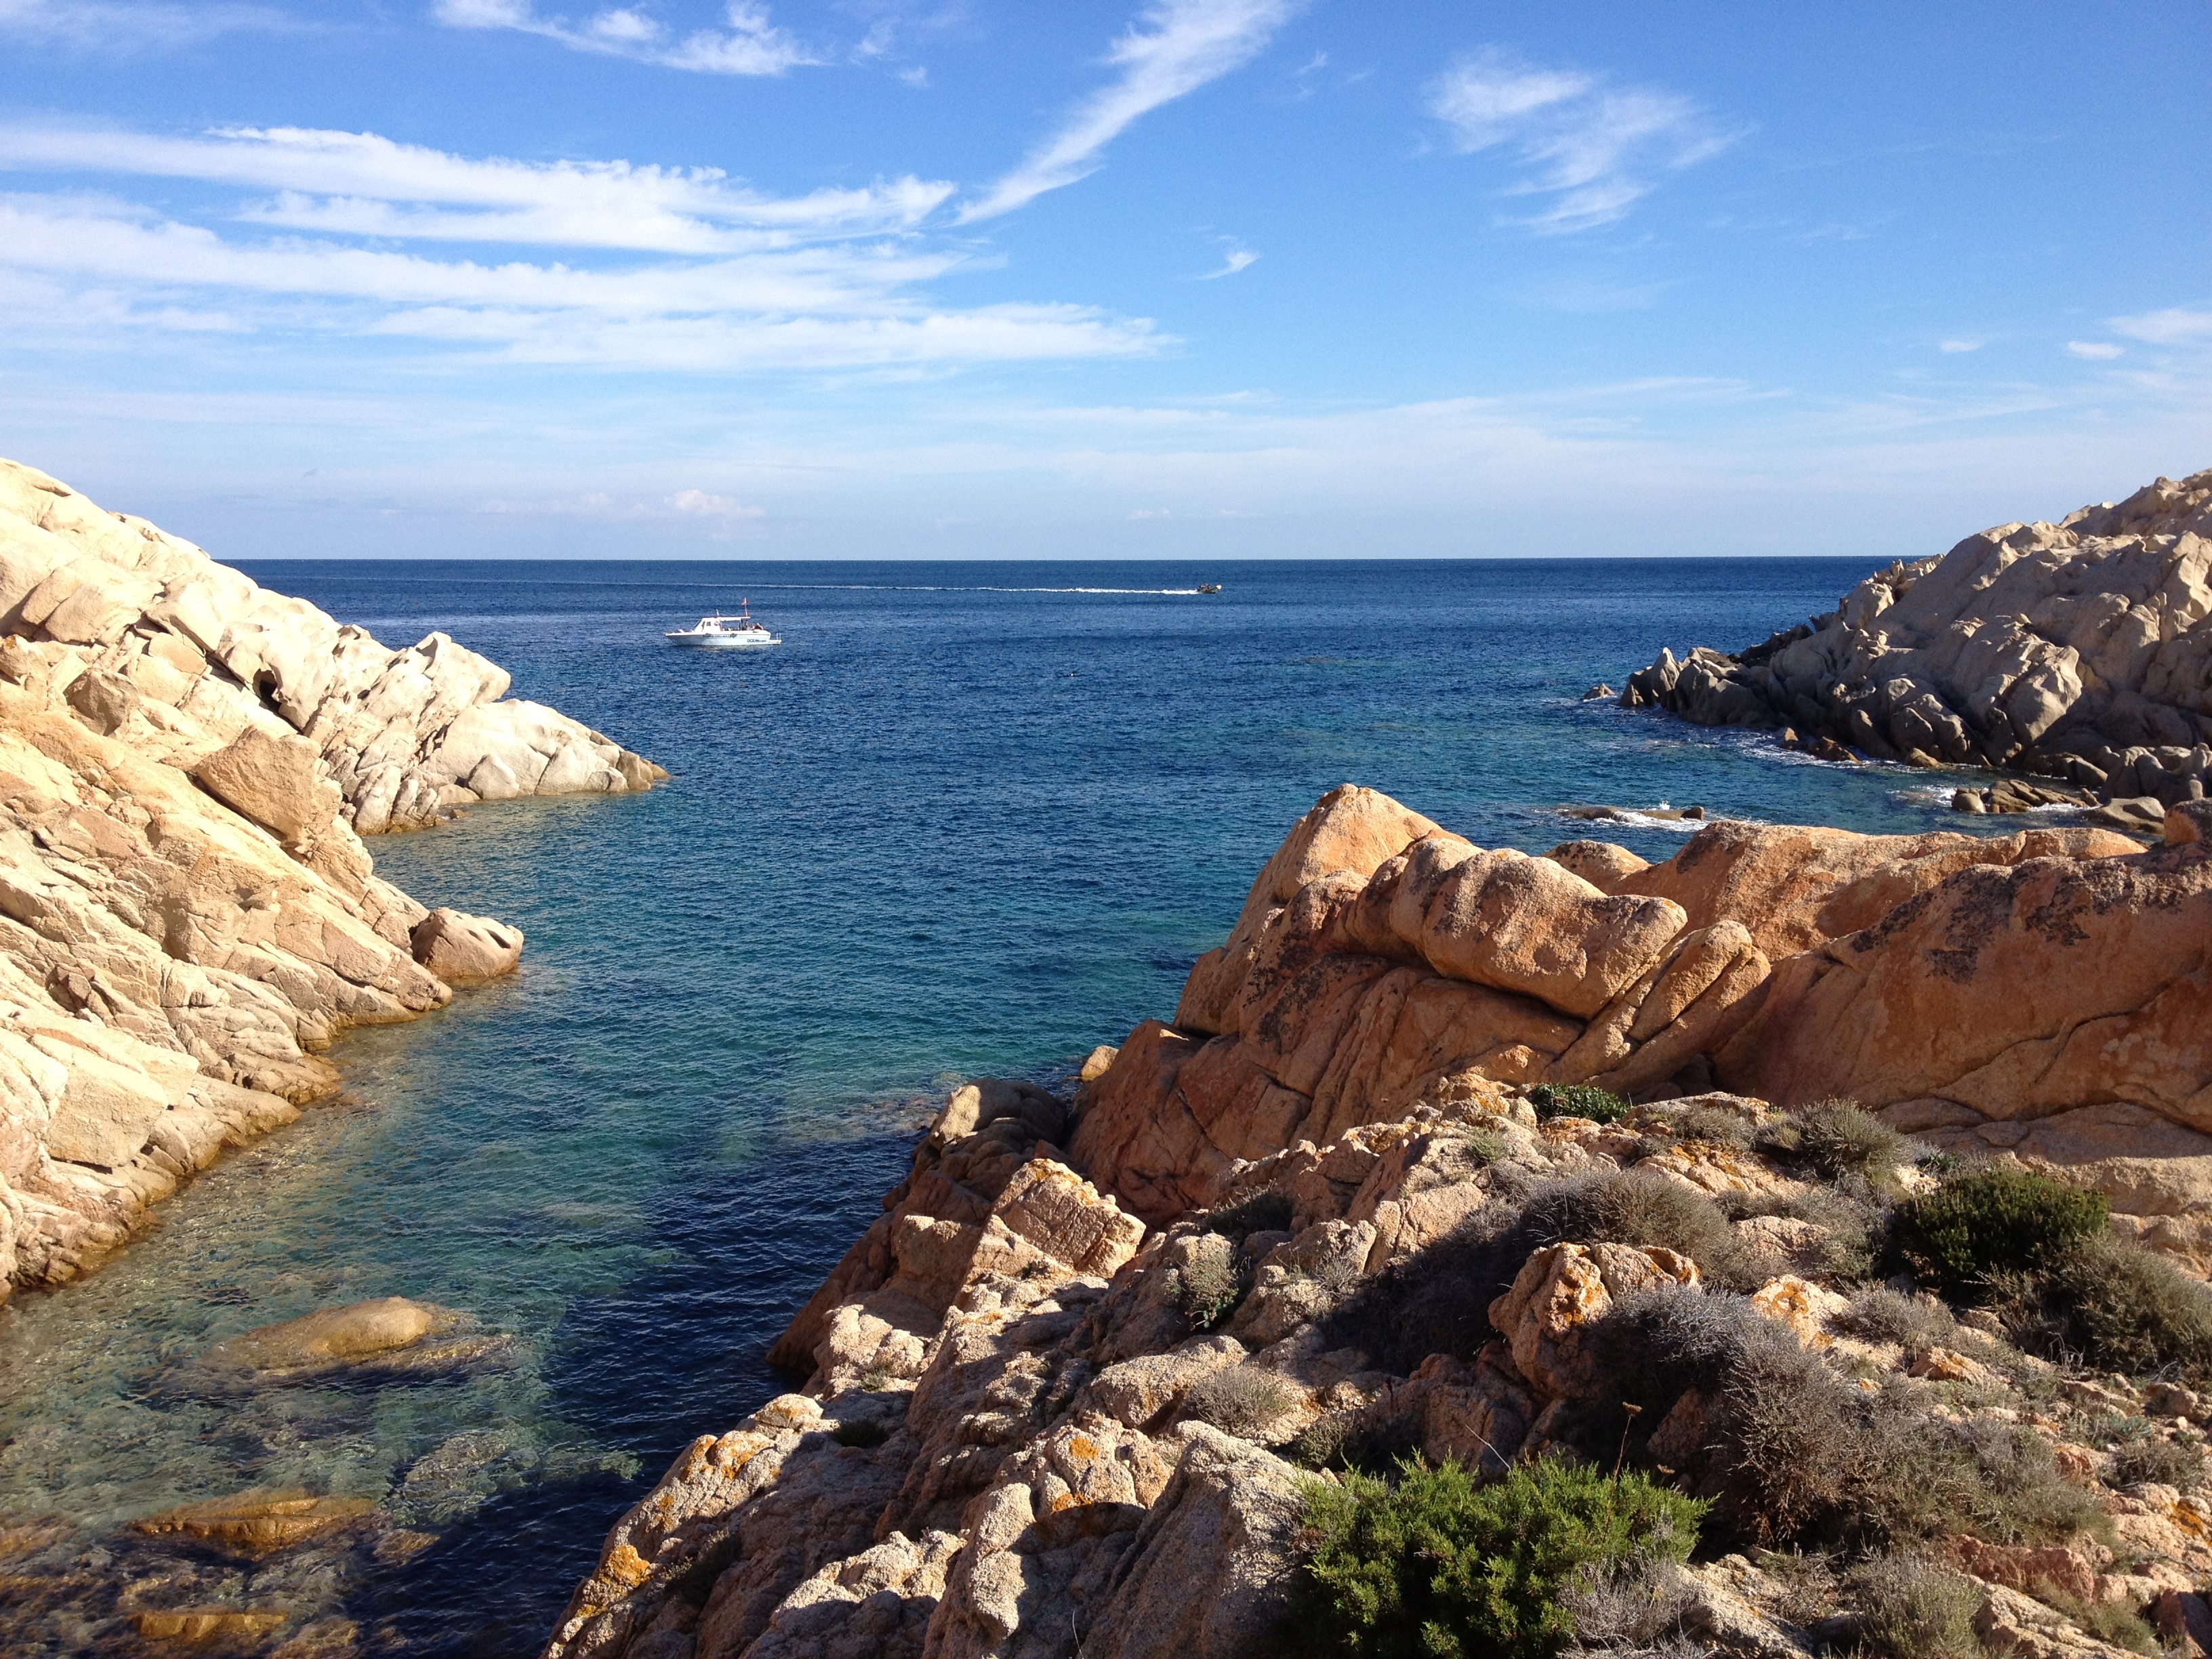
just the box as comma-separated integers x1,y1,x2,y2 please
410,907,525,982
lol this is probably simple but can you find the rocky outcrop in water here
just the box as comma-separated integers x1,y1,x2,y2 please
0,459,665,1300
1620,468,2212,808
553,785,2212,1659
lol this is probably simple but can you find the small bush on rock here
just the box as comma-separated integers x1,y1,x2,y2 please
1847,1554,1982,1659
1291,1408,1425,1475
1790,1099,1906,1183
1295,1455,1705,1659
1892,1168,2109,1301
1675,1107,1754,1148
1992,1232,2212,1380
2109,1435,2205,1490
1529,1084,1630,1125
830,1418,889,1448
1168,1233,1247,1330
1837,1286,1961,1352
1521,1170,1761,1291
1206,1190,1294,1243
1184,1366,1296,1438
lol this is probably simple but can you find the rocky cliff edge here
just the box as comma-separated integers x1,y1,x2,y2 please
549,785,2212,1659
0,459,665,1299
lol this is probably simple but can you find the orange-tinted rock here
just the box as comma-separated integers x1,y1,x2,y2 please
1488,1242,1699,1398
1616,819,2138,960
1174,785,1447,1035
1416,852,1687,1019
1719,836,2212,1124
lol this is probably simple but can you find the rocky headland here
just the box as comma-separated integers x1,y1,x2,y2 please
0,455,665,1300
1620,468,2212,835
551,783,2212,1659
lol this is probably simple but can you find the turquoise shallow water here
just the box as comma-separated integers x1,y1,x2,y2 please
0,558,2016,1652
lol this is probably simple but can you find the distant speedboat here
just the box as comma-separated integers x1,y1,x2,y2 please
665,600,779,649
1196,583,1223,594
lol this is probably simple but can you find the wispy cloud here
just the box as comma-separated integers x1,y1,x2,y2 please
2111,306,2212,348
0,128,1165,372
1939,339,1981,353
1428,47,1741,232
434,0,817,76
0,125,951,251
482,489,767,528
1200,243,1257,279
0,0,295,47
2066,340,2123,360
962,0,1302,222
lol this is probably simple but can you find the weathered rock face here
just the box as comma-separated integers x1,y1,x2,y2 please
1069,786,2183,1232
0,457,662,1301
1620,468,2212,804
0,457,668,832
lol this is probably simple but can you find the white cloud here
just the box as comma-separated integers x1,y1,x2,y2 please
962,0,1302,222
0,0,292,46
1428,47,1740,232
0,125,951,251
668,489,764,517
2066,340,2124,360
2110,306,2212,347
1200,245,1258,279
434,0,816,76
0,127,1166,372
1938,339,1980,353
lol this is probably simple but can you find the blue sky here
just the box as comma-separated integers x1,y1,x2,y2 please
0,0,2206,559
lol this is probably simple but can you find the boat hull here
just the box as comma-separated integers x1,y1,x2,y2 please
665,632,778,649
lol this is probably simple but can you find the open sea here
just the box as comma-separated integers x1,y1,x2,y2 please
0,557,2016,1653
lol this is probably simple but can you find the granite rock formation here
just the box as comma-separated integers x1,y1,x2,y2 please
1620,468,2212,806
0,458,666,832
554,785,2212,1659
0,459,665,1300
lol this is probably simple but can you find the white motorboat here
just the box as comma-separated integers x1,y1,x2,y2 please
665,601,779,649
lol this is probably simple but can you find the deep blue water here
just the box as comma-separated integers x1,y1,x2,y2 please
0,558,2005,1652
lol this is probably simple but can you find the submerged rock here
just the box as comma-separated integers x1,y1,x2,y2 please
131,1490,375,1556
186,1296,511,1388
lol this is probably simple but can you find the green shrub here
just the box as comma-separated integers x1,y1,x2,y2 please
1528,1084,1629,1125
1847,1553,1982,1659
830,1418,890,1448
1993,1233,2212,1379
1184,1366,1296,1438
1892,1168,2109,1301
1168,1233,1248,1330
1294,1456,1704,1659
1792,1099,1906,1183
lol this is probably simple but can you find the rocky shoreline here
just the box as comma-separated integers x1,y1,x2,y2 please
0,456,665,1300
1618,468,2212,834
548,781,2212,1659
